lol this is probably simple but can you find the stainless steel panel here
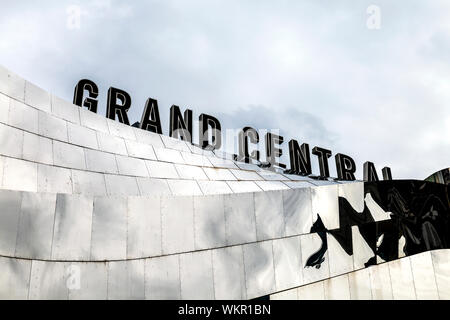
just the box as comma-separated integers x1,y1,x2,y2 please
125,140,157,160
327,233,354,277
207,156,238,169
52,194,93,260
410,251,439,299
229,169,262,181
271,289,297,300
297,281,325,300
282,181,313,189
145,255,181,299
243,241,276,299
80,108,109,133
85,149,118,174
311,184,339,230
388,257,416,299
133,127,164,148
431,249,450,299
154,147,185,164
38,111,68,142
0,190,22,256
104,174,140,196
273,236,303,291
181,151,213,167
348,268,372,300
364,192,391,221
0,257,31,299
160,135,191,153
197,181,233,195
161,195,195,254
15,192,56,259
193,195,226,250
53,140,86,170
300,233,330,284
146,160,179,179
254,191,285,241
338,182,364,212
324,274,350,300
0,122,23,158
255,180,290,191
257,170,289,181
37,164,72,194
0,93,8,124
352,225,375,270
224,193,257,245
107,260,145,300
23,132,53,165
369,262,393,299
67,122,99,149
96,131,128,155
8,99,38,133
116,155,149,177
127,196,162,258
68,262,108,300
226,181,262,193
166,179,203,196
203,167,236,181
2,157,37,192
29,260,68,300
282,188,313,236
71,170,107,196
106,118,136,140
174,164,208,180
90,196,127,260
51,94,80,124
136,177,172,196
25,81,51,112
212,246,246,300
179,251,215,299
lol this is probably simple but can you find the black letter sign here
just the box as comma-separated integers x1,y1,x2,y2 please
73,79,99,112
107,87,131,125
288,140,312,175
335,153,357,181
238,127,260,163
363,161,379,182
140,98,163,134
199,113,222,150
312,146,332,178
169,105,193,143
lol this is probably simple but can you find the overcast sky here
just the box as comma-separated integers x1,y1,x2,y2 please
0,0,449,179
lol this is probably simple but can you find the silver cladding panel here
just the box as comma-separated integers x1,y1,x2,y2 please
324,274,350,300
311,184,339,230
15,192,56,260
432,250,450,299
243,241,276,299
68,262,108,300
127,196,162,258
300,233,330,284
145,255,181,300
0,190,22,256
107,260,145,300
224,193,257,246
212,246,246,300
179,251,215,299
409,251,439,299
254,191,285,241
193,195,226,250
272,236,303,291
282,188,312,236
327,233,354,277
29,260,68,300
0,256,31,299
348,268,372,300
90,196,127,260
388,257,416,299
52,194,93,260
161,195,195,254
